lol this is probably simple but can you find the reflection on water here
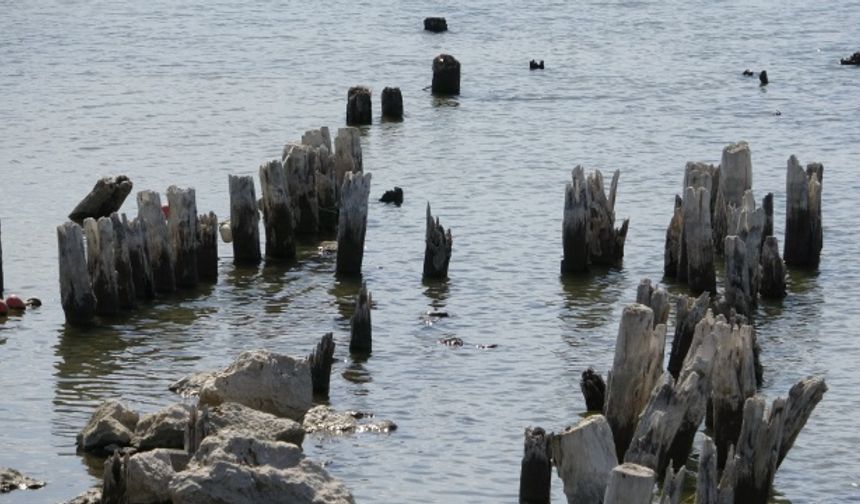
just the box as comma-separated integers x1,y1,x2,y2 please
422,277,449,310
559,266,629,331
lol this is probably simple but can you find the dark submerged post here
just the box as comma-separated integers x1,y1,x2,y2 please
381,87,404,120
518,426,551,504
561,166,589,273
229,174,262,265
759,236,786,298
346,86,372,126
197,212,218,282
784,156,823,268
580,367,606,411
432,54,461,95
423,17,448,32
423,203,452,279
349,283,372,354
309,333,336,397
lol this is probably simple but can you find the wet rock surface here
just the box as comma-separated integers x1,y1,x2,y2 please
302,405,397,434
77,400,140,453
0,468,45,493
133,403,189,451
206,402,305,446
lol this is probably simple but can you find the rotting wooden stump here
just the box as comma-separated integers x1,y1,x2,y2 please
84,217,119,316
727,191,765,304
712,319,757,470
695,435,735,504
604,304,666,461
714,142,753,252
284,144,320,235
586,169,628,265
603,463,656,504
349,283,372,354
258,159,295,260
167,186,199,288
561,166,589,274
659,466,686,504
636,278,669,327
69,175,133,224
784,155,823,268
724,236,751,318
762,192,773,243
432,54,461,95
380,186,404,206
580,367,606,412
423,203,453,279
759,236,786,298
184,404,209,456
229,174,262,265
676,162,717,283
334,127,363,199
102,450,128,504
197,212,218,282
301,126,332,152
381,87,403,120
550,415,617,504
0,218,5,297
682,186,716,295
124,215,155,299
309,332,335,398
138,190,176,293
337,172,371,276
109,213,136,309
424,17,448,32
667,292,709,379
346,86,372,126
664,195,682,278
58,222,96,324
518,426,551,504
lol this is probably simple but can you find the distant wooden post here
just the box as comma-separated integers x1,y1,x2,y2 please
432,54,461,95
664,195,682,278
0,218,4,297
714,142,753,252
257,160,295,261
561,166,589,274
124,216,155,299
423,17,448,32
349,283,372,353
284,144,320,234
682,186,715,295
784,156,823,268
603,463,656,504
550,415,617,503
346,86,372,126
518,426,551,504
712,321,757,470
381,87,403,120
580,367,606,412
337,172,371,276
423,203,453,279
84,217,119,316
197,212,218,282
137,190,176,293
58,222,96,324
586,170,628,265
759,236,786,298
229,175,262,265
308,332,335,397
167,186,199,288
109,213,136,309
69,175,133,223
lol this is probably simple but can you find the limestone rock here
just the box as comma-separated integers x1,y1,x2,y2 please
62,487,102,503
302,405,397,434
0,468,45,493
134,403,190,451
207,402,305,446
126,449,189,504
77,400,140,452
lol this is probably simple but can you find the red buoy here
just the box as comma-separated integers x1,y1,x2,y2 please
5,295,25,310
161,205,170,219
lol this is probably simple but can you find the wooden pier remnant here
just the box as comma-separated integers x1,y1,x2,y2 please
301,127,332,152
724,236,751,317
167,186,199,288
424,17,448,32
518,426,551,504
228,175,262,265
337,172,371,276
197,212,218,282
682,186,716,295
124,216,155,299
308,332,335,397
759,236,786,298
666,292,709,379
432,54,461,95
550,415,617,504
84,217,119,316
561,166,589,273
334,127,363,198
603,463,656,504
57,222,96,324
762,192,774,243
258,160,294,260
423,203,453,279
137,190,176,293
0,219,4,297
69,175,133,224
784,156,823,268
586,170,628,265
714,142,753,252
109,213,136,309
346,86,372,126
301,129,338,233
349,283,372,353
381,87,404,120
664,195,683,278
580,367,606,412
284,144,320,234
635,278,669,327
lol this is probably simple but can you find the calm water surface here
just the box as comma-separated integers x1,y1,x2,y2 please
1,1,859,502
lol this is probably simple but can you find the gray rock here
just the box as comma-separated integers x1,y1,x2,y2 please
77,400,140,452
192,433,303,470
207,402,304,446
0,467,45,493
134,403,189,451
62,487,101,503
168,372,211,397
303,405,397,434
126,449,188,504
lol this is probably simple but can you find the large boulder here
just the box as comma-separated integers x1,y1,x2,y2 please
207,402,305,446
0,468,45,493
134,403,190,451
77,400,140,452
126,449,189,504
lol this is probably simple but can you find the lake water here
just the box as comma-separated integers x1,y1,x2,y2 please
1,0,859,502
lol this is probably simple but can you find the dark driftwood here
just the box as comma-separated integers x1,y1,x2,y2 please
346,86,372,126
550,415,618,504
784,156,823,268
284,144,319,235
197,212,218,282
167,186,199,288
682,186,716,295
58,222,96,324
109,213,136,309
635,278,669,327
309,333,335,397
664,195,682,278
667,292,709,379
84,217,119,316
423,203,453,279
424,17,448,32
561,166,589,273
432,54,461,95
124,216,155,299
337,172,371,276
580,367,606,412
102,451,128,504
138,190,175,293
69,175,133,224
229,175,262,265
257,160,295,260
518,426,551,504
714,142,752,253
381,87,403,120
712,321,757,470
586,170,628,265
603,463,656,504
349,283,372,353
380,187,404,206
762,192,773,243
759,236,785,298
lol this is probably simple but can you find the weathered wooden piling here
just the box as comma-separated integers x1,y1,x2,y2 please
58,222,97,324
550,416,617,504
301,132,338,233
258,158,296,258
0,218,4,297
301,126,332,152
586,170,628,265
664,195,682,278
102,451,128,504
381,87,403,120
346,86,372,126
762,192,773,242
659,466,686,504
580,367,606,412
561,166,589,274
784,156,823,268
732,396,784,503
603,463,656,504
694,435,734,504
309,332,335,397
334,127,363,199
284,144,319,234
69,175,133,224
124,216,155,299
424,17,448,32
676,162,718,282
380,187,404,206
666,292,709,379
109,213,136,309
723,236,751,317
635,278,669,327
228,175,262,265
604,304,666,461
683,162,718,212
726,190,765,305
423,203,453,279
682,186,716,294
759,236,786,298
518,426,551,504
337,172,371,276
84,217,120,316
432,54,461,95
197,212,218,282
714,142,753,252
137,190,176,293
167,186,199,288
349,283,372,353
777,376,827,468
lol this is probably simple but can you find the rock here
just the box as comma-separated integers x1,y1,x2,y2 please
0,468,45,493
423,17,447,32
168,372,212,397
206,402,305,446
379,187,404,205
62,487,102,503
134,403,190,451
77,400,140,452
840,52,860,65
126,449,189,504
302,405,397,434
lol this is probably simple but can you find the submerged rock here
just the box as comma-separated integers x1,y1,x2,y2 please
379,187,404,206
134,403,189,451
302,405,397,434
77,400,140,452
0,468,45,493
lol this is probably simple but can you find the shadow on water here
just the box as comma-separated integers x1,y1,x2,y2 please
558,266,628,333
329,275,363,324
431,95,460,108
422,277,450,311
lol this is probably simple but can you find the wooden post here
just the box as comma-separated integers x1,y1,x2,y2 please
334,127,363,196
381,87,403,120
423,203,453,279
549,415,617,504
57,222,96,324
714,142,753,253
604,304,666,461
723,236,751,318
682,186,716,294
197,212,218,282
337,172,371,276
586,170,628,265
346,86,372,126
784,156,823,268
0,218,4,298
693,435,736,504
666,292,709,379
308,332,335,397
432,54,461,95
423,17,448,32
102,451,128,504
683,161,718,218
762,192,773,242
301,127,332,152
777,376,827,468
310,145,338,233
726,190,765,304
518,426,551,504
137,190,176,293
635,278,669,327
229,175,262,265
561,166,589,274
123,216,155,299
284,144,320,234
711,320,756,470
380,187,404,206
167,186,199,288
732,396,784,504
257,160,295,260
664,195,682,278
69,175,133,223
84,217,119,316
759,236,786,298
349,282,372,353
109,213,136,309
580,367,606,412
603,463,656,504
659,466,686,504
